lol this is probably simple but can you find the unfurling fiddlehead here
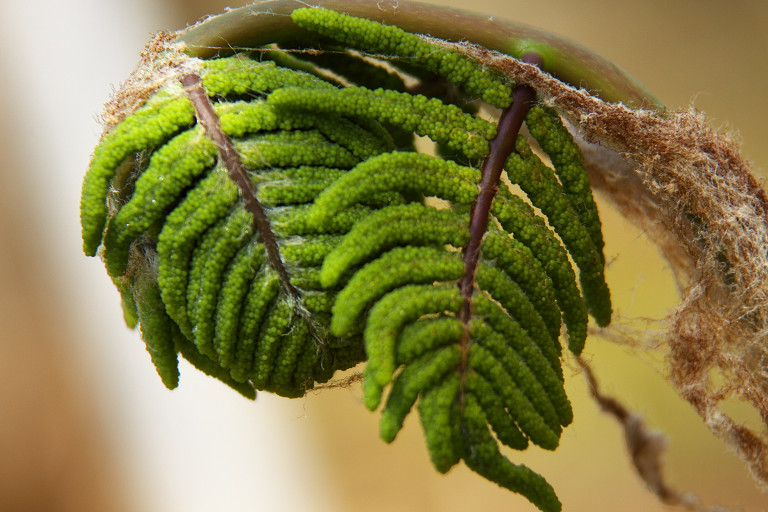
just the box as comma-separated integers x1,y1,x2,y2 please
81,5,611,511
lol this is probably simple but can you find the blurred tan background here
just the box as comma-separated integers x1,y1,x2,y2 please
1,0,766,510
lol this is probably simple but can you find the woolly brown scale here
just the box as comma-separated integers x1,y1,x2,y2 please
80,7,612,512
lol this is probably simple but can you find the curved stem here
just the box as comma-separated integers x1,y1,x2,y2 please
178,0,662,110
458,52,541,401
181,72,298,298
459,52,541,324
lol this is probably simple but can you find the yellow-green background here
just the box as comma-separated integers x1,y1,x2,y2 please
1,1,766,510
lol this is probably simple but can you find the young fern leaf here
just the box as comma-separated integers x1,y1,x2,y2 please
81,6,611,511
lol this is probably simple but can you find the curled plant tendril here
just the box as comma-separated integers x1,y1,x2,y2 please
81,6,611,511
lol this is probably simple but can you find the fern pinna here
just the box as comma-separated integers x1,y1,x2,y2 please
81,6,611,511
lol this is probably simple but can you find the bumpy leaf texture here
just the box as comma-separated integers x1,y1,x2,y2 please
80,7,611,511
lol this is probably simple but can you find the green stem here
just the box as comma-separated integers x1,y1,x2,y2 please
178,0,662,110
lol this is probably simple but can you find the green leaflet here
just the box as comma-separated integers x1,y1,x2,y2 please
80,92,195,256
290,6,513,107
81,7,611,512
268,86,495,159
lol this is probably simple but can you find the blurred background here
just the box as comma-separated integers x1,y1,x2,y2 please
1,0,766,510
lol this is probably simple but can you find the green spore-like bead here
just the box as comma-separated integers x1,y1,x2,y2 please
214,243,265,368
216,101,281,138
475,263,561,378
506,137,611,327
157,169,238,337
379,345,461,443
491,191,588,354
362,284,462,410
472,297,573,428
321,203,468,288
258,167,345,206
231,271,281,382
467,340,560,449
460,394,562,512
287,268,323,292
331,246,464,337
301,291,336,318
308,151,479,229
463,372,528,450
273,204,369,237
395,316,463,364
81,90,195,256
526,105,605,261
280,235,339,268
267,318,311,397
291,7,512,107
190,207,254,358
102,128,217,277
251,299,294,390
236,130,358,171
201,57,334,98
418,373,462,473
481,232,561,347
135,280,180,390
470,320,568,430
268,87,495,159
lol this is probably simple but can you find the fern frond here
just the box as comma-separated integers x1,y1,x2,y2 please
81,6,612,511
